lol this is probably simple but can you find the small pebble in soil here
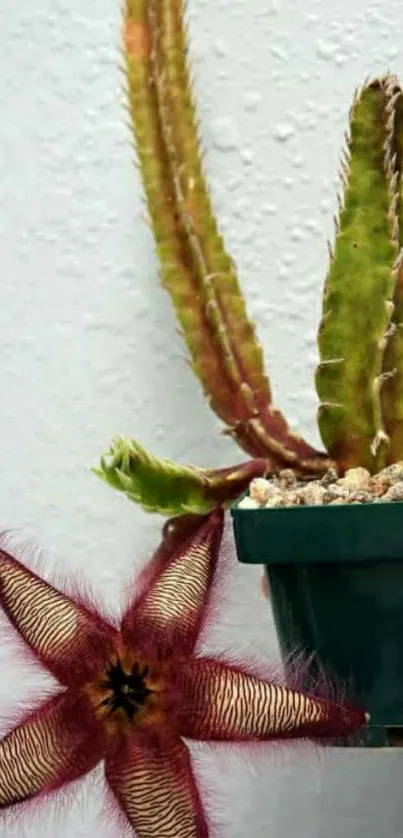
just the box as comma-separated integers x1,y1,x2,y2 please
239,463,403,509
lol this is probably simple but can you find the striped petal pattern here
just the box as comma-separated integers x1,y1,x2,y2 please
106,733,208,838
0,693,105,809
178,658,364,741
122,511,224,656
0,549,114,686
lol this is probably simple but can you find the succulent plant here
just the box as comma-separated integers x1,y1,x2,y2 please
97,0,403,517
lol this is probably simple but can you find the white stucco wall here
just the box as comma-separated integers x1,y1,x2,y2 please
0,1,402,836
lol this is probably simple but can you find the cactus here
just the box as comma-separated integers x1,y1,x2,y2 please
316,77,403,473
97,0,403,516
94,438,269,515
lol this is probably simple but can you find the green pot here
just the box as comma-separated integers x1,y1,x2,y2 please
231,497,403,747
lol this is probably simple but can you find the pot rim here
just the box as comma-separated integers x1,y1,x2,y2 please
231,495,403,564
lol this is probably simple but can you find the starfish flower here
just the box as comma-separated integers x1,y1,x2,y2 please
0,511,366,836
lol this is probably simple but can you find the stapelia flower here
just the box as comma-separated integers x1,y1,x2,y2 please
0,511,366,836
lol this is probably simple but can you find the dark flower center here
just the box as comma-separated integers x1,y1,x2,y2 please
98,659,153,720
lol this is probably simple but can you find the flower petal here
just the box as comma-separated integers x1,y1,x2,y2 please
105,732,208,838
0,692,106,809
0,548,115,686
122,510,224,656
178,658,367,741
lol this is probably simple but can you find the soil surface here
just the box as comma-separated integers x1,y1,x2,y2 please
238,463,403,509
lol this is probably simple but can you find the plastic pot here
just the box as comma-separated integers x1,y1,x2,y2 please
231,497,403,747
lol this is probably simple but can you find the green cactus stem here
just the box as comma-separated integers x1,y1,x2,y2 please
380,80,403,462
94,437,271,516
316,77,401,473
123,0,327,474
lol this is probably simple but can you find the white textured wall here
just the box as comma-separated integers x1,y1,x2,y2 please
0,1,402,836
